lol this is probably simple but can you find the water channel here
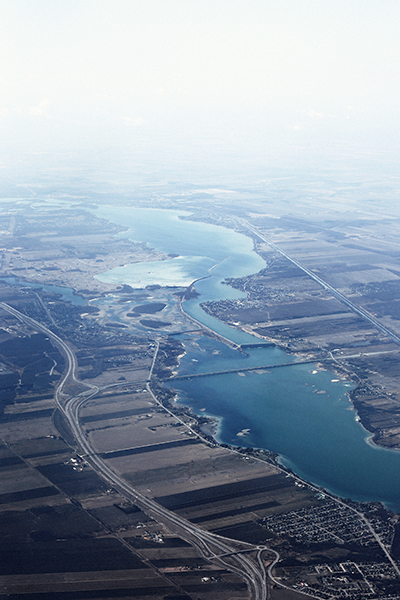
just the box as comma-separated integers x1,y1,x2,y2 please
0,277,87,306
6,205,400,512
92,206,400,513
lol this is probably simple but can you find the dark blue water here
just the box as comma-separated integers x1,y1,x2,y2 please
93,205,400,513
170,337,400,513
175,334,294,376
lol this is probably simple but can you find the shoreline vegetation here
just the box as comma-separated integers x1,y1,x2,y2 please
3,207,400,508
3,201,400,595
151,373,394,520
150,312,391,518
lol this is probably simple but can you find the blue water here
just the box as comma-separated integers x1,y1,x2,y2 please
93,205,400,512
94,206,265,343
175,334,293,376
176,342,400,510
170,355,400,513
91,289,180,334
1,277,87,306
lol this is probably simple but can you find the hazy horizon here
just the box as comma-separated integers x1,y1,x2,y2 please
1,0,400,177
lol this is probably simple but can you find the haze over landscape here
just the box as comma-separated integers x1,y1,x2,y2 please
1,2,400,599
1,0,400,168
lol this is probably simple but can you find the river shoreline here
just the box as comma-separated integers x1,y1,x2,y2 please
6,202,400,513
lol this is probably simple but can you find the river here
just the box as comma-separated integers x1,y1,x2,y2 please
94,205,400,513
0,277,87,306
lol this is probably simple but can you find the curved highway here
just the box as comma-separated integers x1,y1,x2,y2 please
5,287,397,593
0,301,271,600
0,301,83,404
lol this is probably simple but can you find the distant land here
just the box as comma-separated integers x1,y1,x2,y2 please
2,171,400,599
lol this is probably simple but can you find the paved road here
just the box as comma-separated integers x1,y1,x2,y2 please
64,394,271,598
4,292,399,589
0,301,270,600
239,219,400,346
235,222,400,577
171,359,315,380
0,301,82,401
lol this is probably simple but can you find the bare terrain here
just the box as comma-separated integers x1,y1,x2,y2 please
1,191,400,599
201,212,400,450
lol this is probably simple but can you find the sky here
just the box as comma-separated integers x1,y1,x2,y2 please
1,0,399,165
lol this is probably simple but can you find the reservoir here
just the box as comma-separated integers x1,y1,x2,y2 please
95,206,400,513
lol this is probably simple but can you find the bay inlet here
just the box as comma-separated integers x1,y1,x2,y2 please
94,206,400,513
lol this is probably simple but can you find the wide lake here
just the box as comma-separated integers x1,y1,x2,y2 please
95,206,400,513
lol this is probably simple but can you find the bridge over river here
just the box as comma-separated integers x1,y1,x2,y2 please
170,359,316,380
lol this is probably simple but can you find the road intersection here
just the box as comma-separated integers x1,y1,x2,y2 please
0,301,271,600
2,285,399,596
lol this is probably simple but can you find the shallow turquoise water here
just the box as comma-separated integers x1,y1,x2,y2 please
94,206,266,343
95,206,264,295
94,205,400,512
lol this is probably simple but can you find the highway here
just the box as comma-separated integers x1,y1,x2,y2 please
0,301,83,405
234,222,400,577
4,289,399,591
0,301,271,600
239,219,400,346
